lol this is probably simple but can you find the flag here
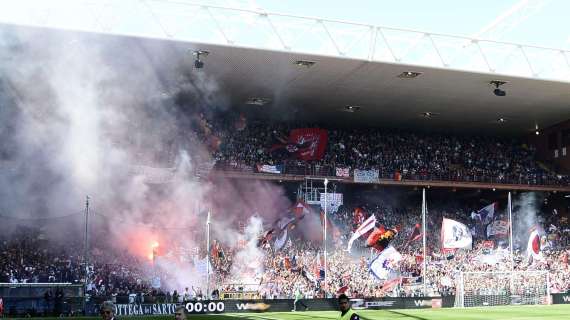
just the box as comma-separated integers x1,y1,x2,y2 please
274,228,288,250
441,218,472,249
292,201,311,219
405,223,422,246
471,203,497,224
257,229,275,247
337,285,349,294
366,225,398,253
276,216,296,230
486,220,509,238
369,245,402,280
347,215,377,251
381,277,402,292
320,210,341,241
315,252,325,280
353,207,366,227
270,128,328,160
526,227,542,261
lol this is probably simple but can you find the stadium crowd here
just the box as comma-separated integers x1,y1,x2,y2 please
2,197,569,309
209,121,567,186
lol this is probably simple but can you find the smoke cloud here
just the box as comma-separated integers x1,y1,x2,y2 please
0,25,291,292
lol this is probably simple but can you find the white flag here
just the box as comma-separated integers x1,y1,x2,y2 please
347,215,377,252
369,245,402,280
441,218,472,249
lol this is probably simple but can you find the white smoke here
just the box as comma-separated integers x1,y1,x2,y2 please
512,192,545,250
230,215,266,285
0,25,292,293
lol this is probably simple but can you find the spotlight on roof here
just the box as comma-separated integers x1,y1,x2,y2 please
192,50,209,69
344,105,361,112
293,60,316,68
245,97,271,106
490,80,508,97
420,112,438,118
398,71,422,79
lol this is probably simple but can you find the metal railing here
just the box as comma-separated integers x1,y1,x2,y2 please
213,160,569,187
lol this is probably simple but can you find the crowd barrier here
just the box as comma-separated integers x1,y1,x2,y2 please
6,294,567,317
88,296,455,316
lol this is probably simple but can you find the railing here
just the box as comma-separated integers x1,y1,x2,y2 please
213,160,569,187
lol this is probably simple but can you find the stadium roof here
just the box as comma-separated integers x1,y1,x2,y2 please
2,1,570,134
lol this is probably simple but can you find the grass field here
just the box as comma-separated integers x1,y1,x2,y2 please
9,305,570,320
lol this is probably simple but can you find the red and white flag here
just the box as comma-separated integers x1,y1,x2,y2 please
347,215,377,251
526,227,543,261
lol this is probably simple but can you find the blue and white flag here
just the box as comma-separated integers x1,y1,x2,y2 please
471,203,497,224
369,245,402,280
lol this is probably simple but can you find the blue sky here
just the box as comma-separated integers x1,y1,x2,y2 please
244,0,569,49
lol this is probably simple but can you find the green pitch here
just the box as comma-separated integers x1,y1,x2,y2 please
8,305,570,319
208,305,570,319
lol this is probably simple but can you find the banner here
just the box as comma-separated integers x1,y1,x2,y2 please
320,193,343,213
441,218,472,249
335,167,350,177
112,303,178,316
486,220,509,237
369,245,402,280
256,164,282,174
552,293,570,304
353,169,380,183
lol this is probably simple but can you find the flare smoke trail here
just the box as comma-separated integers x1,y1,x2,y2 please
512,192,545,250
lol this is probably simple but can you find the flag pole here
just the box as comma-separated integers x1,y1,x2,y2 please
508,192,515,294
422,188,427,295
323,178,328,297
206,210,211,300
508,193,514,264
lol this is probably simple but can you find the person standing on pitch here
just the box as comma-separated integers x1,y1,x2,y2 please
337,294,359,320
100,301,117,320
174,306,188,320
291,286,308,312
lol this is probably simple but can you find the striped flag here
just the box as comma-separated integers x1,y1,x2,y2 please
347,215,377,252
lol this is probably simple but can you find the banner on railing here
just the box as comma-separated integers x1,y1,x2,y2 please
112,303,177,316
335,167,350,177
256,164,282,174
320,193,343,213
353,169,379,183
